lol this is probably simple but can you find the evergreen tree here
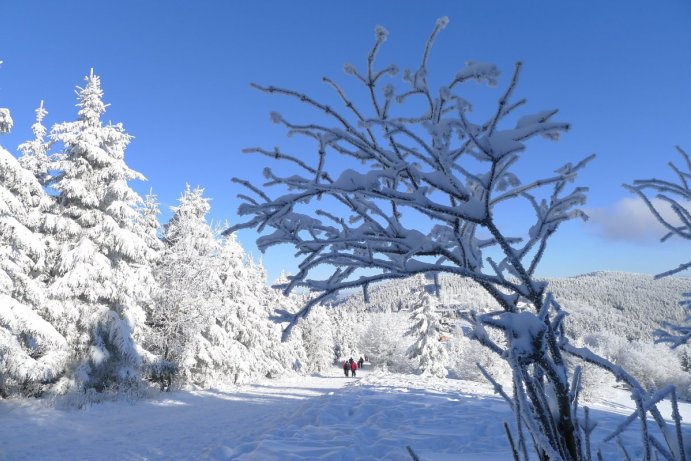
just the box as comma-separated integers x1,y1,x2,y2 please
405,290,448,378
296,304,334,373
0,101,67,397
151,184,221,384
239,257,290,380
192,233,289,385
0,63,11,135
48,71,154,392
18,101,52,186
138,190,164,258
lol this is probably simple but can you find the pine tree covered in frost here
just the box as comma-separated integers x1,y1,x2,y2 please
627,147,691,349
48,71,156,392
151,184,221,384
331,307,364,361
242,257,293,379
190,233,252,385
232,18,687,460
138,190,165,260
0,99,67,397
296,304,334,373
18,101,53,186
405,290,448,377
193,232,287,385
268,271,310,371
0,63,11,135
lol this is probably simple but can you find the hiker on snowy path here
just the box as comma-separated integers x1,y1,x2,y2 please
350,359,358,377
343,360,350,377
358,357,364,369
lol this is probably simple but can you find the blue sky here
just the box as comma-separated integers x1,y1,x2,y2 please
1,1,690,282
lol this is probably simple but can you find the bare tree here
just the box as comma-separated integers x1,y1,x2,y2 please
231,18,686,460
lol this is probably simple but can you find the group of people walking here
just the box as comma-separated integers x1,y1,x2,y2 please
342,357,366,377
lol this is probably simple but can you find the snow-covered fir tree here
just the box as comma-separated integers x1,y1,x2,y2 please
296,304,334,373
405,290,448,378
0,100,67,397
48,71,155,392
189,231,288,385
151,184,221,385
0,63,11,135
190,232,252,386
138,190,164,259
18,101,52,186
241,257,292,379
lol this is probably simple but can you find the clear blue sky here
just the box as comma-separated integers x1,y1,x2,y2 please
1,1,690,282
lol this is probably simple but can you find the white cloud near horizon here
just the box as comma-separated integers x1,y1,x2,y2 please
586,197,686,243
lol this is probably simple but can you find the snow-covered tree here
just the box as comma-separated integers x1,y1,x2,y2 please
0,62,12,135
0,102,67,397
138,190,164,258
296,304,334,373
627,146,691,349
405,290,448,377
231,19,685,460
188,230,288,386
18,101,52,186
48,71,155,392
359,312,408,371
331,307,363,362
151,184,221,385
190,232,252,386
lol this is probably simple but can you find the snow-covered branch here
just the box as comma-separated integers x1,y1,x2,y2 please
231,18,601,460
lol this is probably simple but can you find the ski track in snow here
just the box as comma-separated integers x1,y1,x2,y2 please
1,368,689,460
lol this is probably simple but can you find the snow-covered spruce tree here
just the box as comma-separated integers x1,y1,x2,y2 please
191,230,289,386
138,190,165,260
331,307,363,362
18,101,53,186
151,184,221,386
296,303,334,373
231,19,686,460
268,271,310,372
48,71,156,393
0,99,67,397
243,257,293,379
358,312,408,371
189,232,251,386
0,63,11,135
405,290,448,378
626,147,691,349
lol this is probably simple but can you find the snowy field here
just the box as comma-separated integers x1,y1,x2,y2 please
1,368,689,461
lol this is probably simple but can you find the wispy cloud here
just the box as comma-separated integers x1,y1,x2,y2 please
587,197,684,243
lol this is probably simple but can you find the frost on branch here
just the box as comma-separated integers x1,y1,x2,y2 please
231,19,590,329
230,18,600,460
626,146,691,349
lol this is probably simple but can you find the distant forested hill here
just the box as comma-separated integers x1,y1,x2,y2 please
338,272,690,342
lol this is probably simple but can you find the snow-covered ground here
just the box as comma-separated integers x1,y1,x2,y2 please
1,368,689,460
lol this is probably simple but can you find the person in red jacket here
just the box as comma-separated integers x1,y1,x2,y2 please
350,358,358,377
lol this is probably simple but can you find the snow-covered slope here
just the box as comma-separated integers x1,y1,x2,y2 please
338,271,690,341
1,368,689,460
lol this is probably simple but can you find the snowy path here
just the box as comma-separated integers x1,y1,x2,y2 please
0,369,354,461
1,369,689,460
